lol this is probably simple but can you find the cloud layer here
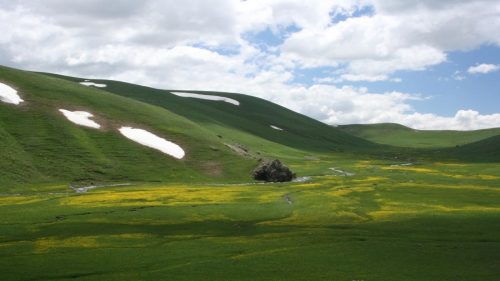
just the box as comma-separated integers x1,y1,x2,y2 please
1,0,500,130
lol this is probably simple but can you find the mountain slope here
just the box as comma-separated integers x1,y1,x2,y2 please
1,65,377,189
339,123,500,148
44,73,375,153
0,66,260,188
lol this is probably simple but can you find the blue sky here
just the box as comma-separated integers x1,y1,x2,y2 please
337,46,500,116
1,0,499,129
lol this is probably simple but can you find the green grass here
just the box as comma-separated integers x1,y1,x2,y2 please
1,65,500,280
0,160,499,280
339,123,500,148
446,135,500,162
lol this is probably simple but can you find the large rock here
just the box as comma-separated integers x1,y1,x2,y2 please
252,159,295,182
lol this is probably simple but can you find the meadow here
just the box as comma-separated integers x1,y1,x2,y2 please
1,157,499,281
1,65,499,280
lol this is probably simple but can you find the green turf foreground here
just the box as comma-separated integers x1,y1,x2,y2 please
1,159,499,281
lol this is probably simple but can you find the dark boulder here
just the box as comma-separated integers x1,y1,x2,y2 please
252,159,295,182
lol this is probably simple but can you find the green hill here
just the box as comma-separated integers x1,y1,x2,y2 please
339,123,500,148
0,65,374,189
43,72,375,153
445,134,500,162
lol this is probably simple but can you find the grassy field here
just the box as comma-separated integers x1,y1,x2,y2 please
1,158,499,281
339,123,500,148
1,65,500,280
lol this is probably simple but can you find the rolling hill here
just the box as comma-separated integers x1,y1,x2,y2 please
339,123,500,148
0,65,375,188
43,72,375,153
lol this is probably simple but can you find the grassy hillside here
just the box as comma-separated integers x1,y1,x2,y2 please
0,65,376,189
445,135,500,162
43,72,375,153
339,123,500,148
0,66,256,188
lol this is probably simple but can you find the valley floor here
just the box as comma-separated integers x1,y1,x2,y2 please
1,159,499,281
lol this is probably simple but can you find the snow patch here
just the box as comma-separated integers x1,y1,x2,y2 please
59,109,101,129
119,127,185,159
270,125,283,131
79,81,107,88
170,91,239,106
0,82,24,105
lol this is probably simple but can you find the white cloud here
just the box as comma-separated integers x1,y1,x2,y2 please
402,110,500,131
282,0,500,80
467,63,500,74
235,0,361,31
0,1,499,130
341,74,390,82
240,83,500,130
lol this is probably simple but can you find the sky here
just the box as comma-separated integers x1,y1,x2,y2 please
1,0,500,130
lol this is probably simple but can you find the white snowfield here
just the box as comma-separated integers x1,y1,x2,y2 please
170,91,240,106
119,127,185,159
0,82,24,105
59,109,101,129
79,81,107,88
270,125,283,131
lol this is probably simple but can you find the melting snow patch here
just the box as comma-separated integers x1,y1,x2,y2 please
170,91,239,106
79,81,107,88
270,125,283,131
0,82,24,105
119,127,185,159
59,109,101,129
